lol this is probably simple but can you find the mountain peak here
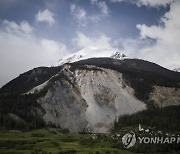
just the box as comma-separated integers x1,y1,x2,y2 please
111,52,126,59
173,67,180,72
54,46,127,66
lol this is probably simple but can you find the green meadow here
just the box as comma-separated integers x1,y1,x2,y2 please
0,128,134,154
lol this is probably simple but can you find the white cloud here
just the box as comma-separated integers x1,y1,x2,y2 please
136,0,174,7
70,4,87,27
3,20,33,34
40,39,68,55
110,0,174,7
109,0,180,69
110,0,126,2
35,9,55,26
70,2,109,27
91,0,98,4
91,0,109,15
136,0,180,68
112,37,150,58
72,32,114,49
0,20,69,87
88,15,102,23
97,1,109,15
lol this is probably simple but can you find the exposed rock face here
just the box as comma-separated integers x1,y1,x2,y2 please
150,86,180,108
37,65,146,133
111,52,126,59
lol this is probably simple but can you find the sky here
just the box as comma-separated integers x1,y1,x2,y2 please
0,0,180,87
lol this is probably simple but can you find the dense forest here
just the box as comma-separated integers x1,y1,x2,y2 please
0,93,45,130
0,66,62,94
114,104,180,132
0,66,64,130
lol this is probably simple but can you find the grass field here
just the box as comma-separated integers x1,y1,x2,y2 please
0,128,135,154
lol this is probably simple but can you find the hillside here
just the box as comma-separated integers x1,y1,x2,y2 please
0,57,180,133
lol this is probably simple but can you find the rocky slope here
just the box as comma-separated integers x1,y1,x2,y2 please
150,86,180,108
34,65,146,133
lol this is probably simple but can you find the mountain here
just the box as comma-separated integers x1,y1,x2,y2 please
54,46,127,66
0,66,62,94
1,48,180,133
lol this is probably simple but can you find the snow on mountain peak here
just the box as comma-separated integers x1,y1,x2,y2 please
54,46,127,66
173,67,180,72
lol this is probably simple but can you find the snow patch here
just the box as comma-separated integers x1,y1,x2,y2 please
54,46,128,66
173,67,180,72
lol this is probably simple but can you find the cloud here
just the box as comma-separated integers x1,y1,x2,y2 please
88,15,102,23
136,0,180,68
70,2,109,27
135,0,174,7
0,20,69,87
110,0,180,69
72,31,114,49
110,0,174,7
35,9,55,26
97,1,109,15
3,20,34,34
40,39,68,55
110,0,125,2
70,4,87,27
112,37,150,58
91,0,109,15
